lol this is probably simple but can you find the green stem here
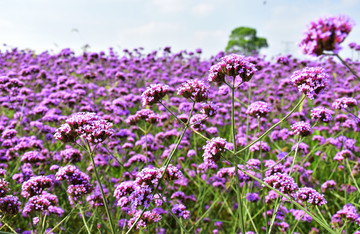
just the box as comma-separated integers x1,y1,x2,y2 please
230,80,245,234
235,95,306,156
289,136,302,176
80,206,92,234
334,54,360,81
267,196,281,234
86,142,115,234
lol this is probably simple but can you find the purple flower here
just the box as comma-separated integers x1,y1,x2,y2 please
246,193,260,202
299,15,355,56
295,187,326,206
321,180,337,193
249,141,270,152
141,84,169,106
290,209,313,222
171,203,190,219
177,79,209,102
159,164,183,181
203,137,227,166
21,176,53,198
127,209,162,229
332,97,357,110
0,195,21,215
331,204,359,228
264,173,299,196
291,121,313,137
290,67,328,99
208,54,257,84
21,151,47,163
201,102,218,117
246,101,272,118
54,112,113,144
311,107,334,122
0,179,9,198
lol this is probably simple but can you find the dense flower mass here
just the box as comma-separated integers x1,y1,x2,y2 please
1,37,360,232
264,173,299,196
246,101,272,118
291,121,313,137
332,97,358,110
299,15,355,56
141,84,169,106
54,112,113,144
0,195,21,215
290,67,328,99
21,176,53,198
311,106,334,122
177,79,209,102
295,187,327,206
208,54,257,84
202,137,227,166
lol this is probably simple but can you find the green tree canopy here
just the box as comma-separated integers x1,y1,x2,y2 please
225,27,268,55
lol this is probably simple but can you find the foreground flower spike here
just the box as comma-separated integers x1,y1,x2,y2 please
21,176,53,198
295,187,327,206
54,112,113,144
291,121,313,137
246,101,272,118
141,84,169,106
299,15,355,56
311,106,334,122
290,67,328,99
263,173,299,197
177,79,209,102
203,137,227,166
332,97,358,110
208,54,257,84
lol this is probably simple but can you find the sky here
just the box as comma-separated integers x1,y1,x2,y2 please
0,0,360,59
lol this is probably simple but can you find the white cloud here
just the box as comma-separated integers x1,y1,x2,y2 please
191,3,215,16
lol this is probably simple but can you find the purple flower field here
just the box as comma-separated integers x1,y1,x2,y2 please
0,14,360,233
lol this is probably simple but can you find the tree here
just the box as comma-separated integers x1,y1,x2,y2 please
225,27,268,55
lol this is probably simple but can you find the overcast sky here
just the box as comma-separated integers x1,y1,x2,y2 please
0,0,359,59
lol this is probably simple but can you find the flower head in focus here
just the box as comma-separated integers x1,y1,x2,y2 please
208,54,257,84
142,84,169,106
290,67,328,99
54,112,113,144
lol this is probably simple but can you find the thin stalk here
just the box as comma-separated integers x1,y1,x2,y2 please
79,206,92,234
334,54,360,81
267,196,281,234
85,142,115,234
289,136,302,176
230,79,245,234
235,95,306,156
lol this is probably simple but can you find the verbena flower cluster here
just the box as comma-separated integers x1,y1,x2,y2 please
54,112,113,144
299,15,355,56
246,101,272,118
208,54,257,84
290,67,328,99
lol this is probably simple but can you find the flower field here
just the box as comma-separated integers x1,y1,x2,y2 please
0,15,360,233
